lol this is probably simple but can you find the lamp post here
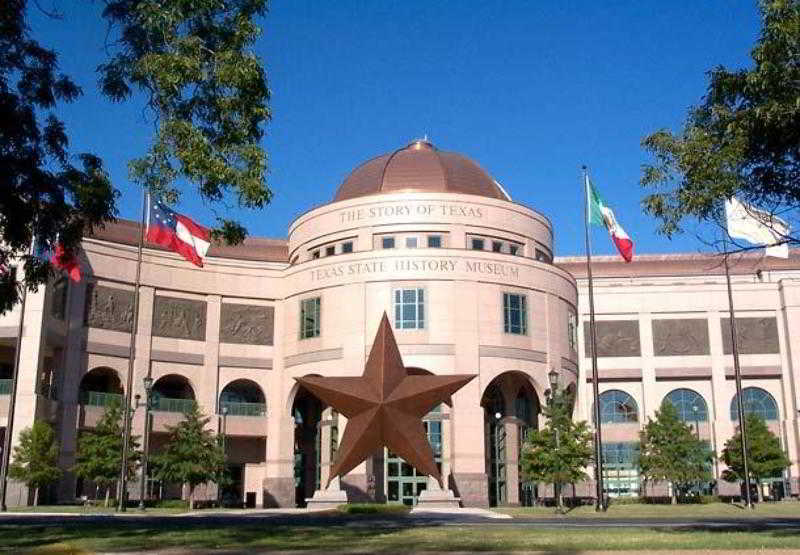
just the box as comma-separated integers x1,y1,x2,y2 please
138,376,153,510
219,406,228,508
118,393,141,510
546,369,561,509
692,405,700,439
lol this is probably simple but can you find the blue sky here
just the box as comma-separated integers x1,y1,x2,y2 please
31,1,761,257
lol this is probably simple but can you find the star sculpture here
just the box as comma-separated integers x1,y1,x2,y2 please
295,313,475,488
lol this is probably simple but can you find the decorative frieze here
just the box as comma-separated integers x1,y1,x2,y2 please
721,317,779,354
652,319,710,356
152,296,206,340
220,304,274,345
583,320,640,357
84,284,134,333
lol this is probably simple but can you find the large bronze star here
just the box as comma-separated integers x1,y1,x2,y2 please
295,313,475,488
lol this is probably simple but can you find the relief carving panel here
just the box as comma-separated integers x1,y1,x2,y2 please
583,320,640,357
721,317,779,355
152,296,206,340
652,319,709,356
220,304,274,345
84,284,134,332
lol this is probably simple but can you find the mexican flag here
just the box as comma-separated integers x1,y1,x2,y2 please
587,177,634,262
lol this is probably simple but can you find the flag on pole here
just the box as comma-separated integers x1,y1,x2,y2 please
50,243,82,282
725,197,789,258
587,177,634,262
146,196,211,267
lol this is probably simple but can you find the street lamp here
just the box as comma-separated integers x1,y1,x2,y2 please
138,376,153,510
692,405,700,439
219,406,228,508
546,369,562,510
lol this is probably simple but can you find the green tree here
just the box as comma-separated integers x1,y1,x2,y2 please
73,400,141,507
1,0,118,314
8,420,62,506
638,402,712,504
640,0,800,246
721,413,789,502
151,405,225,510
98,0,272,245
520,388,593,512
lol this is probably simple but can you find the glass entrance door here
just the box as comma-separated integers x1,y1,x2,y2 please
386,416,442,505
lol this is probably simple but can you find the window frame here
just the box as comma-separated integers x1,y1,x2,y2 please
502,292,528,335
341,241,353,254
382,236,396,249
597,390,639,424
662,388,708,422
730,387,779,421
405,237,418,249
427,235,442,248
325,245,336,257
471,238,485,251
299,297,321,339
392,287,426,330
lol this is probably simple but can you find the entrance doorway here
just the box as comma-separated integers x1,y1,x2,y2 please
385,410,442,505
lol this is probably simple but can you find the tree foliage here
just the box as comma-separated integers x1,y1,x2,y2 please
0,0,118,314
151,405,225,510
98,0,272,244
640,0,800,247
520,388,593,510
8,420,62,506
73,400,141,506
638,402,712,503
721,413,788,502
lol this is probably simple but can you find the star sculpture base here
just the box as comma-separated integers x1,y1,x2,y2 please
415,477,461,508
305,476,348,511
295,312,476,490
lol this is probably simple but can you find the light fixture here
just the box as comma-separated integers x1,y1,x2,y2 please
494,411,501,420
143,376,153,392
548,369,559,389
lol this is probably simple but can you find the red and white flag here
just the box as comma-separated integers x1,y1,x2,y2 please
587,176,634,262
146,196,211,267
50,243,82,282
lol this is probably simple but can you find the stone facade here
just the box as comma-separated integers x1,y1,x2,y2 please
1,142,798,509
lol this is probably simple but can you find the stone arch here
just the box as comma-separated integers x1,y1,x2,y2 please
151,374,196,413
219,378,266,415
78,367,123,405
481,371,542,507
730,387,779,421
662,388,708,422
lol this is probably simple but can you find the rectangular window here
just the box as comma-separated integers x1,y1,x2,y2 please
509,244,520,256
427,235,442,248
503,293,527,335
342,241,353,253
492,241,503,253
300,297,321,339
567,311,578,351
51,279,68,320
405,237,418,248
471,238,485,251
382,237,395,249
325,245,336,257
312,250,320,259
394,288,425,329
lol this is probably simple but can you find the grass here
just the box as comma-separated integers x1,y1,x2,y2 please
1,522,800,552
499,501,800,519
7,504,188,515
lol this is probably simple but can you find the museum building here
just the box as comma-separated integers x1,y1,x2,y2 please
1,139,799,507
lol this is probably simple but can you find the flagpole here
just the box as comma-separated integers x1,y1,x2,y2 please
118,188,147,512
723,236,753,509
0,240,35,511
582,166,606,512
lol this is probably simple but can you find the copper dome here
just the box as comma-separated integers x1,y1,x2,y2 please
333,140,510,202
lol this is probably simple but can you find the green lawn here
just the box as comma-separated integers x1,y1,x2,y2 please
499,501,800,519
1,522,800,552
6,504,188,515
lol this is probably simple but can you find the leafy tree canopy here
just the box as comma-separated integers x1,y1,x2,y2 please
721,412,788,501
638,402,712,503
520,388,593,509
99,0,272,245
73,400,141,505
1,0,118,313
151,404,225,509
8,420,62,505
640,0,800,247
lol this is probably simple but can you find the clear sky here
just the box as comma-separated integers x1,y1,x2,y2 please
31,1,761,257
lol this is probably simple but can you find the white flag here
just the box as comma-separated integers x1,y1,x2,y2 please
725,197,789,258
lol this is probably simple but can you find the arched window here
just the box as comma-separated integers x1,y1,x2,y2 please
662,389,708,422
598,390,638,423
730,387,778,421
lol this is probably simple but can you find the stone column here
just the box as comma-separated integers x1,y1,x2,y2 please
128,286,154,502
6,287,47,506
55,280,88,503
504,418,520,505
